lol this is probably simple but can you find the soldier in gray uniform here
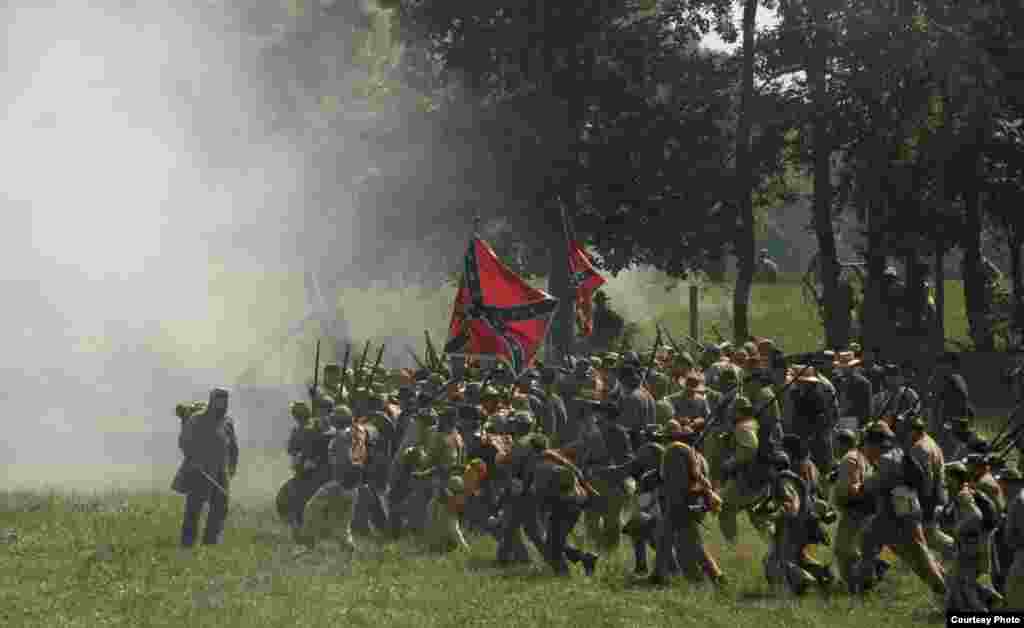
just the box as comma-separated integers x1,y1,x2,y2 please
175,388,239,547
617,365,656,448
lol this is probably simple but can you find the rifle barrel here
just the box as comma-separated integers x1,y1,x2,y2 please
341,342,352,390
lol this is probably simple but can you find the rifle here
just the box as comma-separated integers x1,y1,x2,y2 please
993,427,1024,465
683,334,710,354
657,323,683,359
340,342,352,396
424,330,440,372
871,382,906,425
991,403,1024,454
370,342,387,389
695,362,814,452
310,339,321,415
691,386,738,450
191,465,230,498
355,339,371,389
405,345,427,371
642,325,663,387
991,415,1024,467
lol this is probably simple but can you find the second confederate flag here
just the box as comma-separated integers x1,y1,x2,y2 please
569,240,606,337
444,238,559,375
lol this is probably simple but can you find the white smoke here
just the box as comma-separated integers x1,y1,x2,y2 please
0,1,361,475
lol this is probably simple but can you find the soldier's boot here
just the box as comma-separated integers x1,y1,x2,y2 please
979,583,1004,609
701,547,725,585
875,557,892,580
580,552,599,577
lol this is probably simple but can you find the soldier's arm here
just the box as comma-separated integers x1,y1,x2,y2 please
778,478,802,515
178,416,195,456
226,420,239,474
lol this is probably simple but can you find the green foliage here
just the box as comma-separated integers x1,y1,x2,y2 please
357,0,743,281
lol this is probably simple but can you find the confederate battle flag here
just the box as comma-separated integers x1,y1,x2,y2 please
444,238,559,375
569,240,606,337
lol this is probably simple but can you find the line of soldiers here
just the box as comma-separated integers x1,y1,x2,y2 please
172,337,1024,612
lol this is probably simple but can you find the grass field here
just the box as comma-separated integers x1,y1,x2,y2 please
9,420,1014,628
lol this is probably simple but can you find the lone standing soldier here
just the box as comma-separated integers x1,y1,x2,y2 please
174,388,239,548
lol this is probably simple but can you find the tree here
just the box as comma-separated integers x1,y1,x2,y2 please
731,0,759,344
765,0,848,347
364,1,739,333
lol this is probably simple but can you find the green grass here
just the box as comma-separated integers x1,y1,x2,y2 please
10,427,1011,628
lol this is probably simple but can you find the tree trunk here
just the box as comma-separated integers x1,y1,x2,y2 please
546,5,585,364
732,0,758,344
934,236,946,355
547,206,573,363
863,196,889,361
809,0,844,349
905,249,925,334
963,186,995,351
962,61,996,351
1010,230,1024,348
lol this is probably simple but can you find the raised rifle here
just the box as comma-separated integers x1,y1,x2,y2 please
684,335,710,354
370,342,387,389
340,342,352,396
405,345,427,371
657,323,685,359
424,330,440,372
641,325,663,388
355,339,371,389
310,339,321,415
991,402,1024,454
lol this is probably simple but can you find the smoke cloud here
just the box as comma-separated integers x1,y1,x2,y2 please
0,0,372,484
